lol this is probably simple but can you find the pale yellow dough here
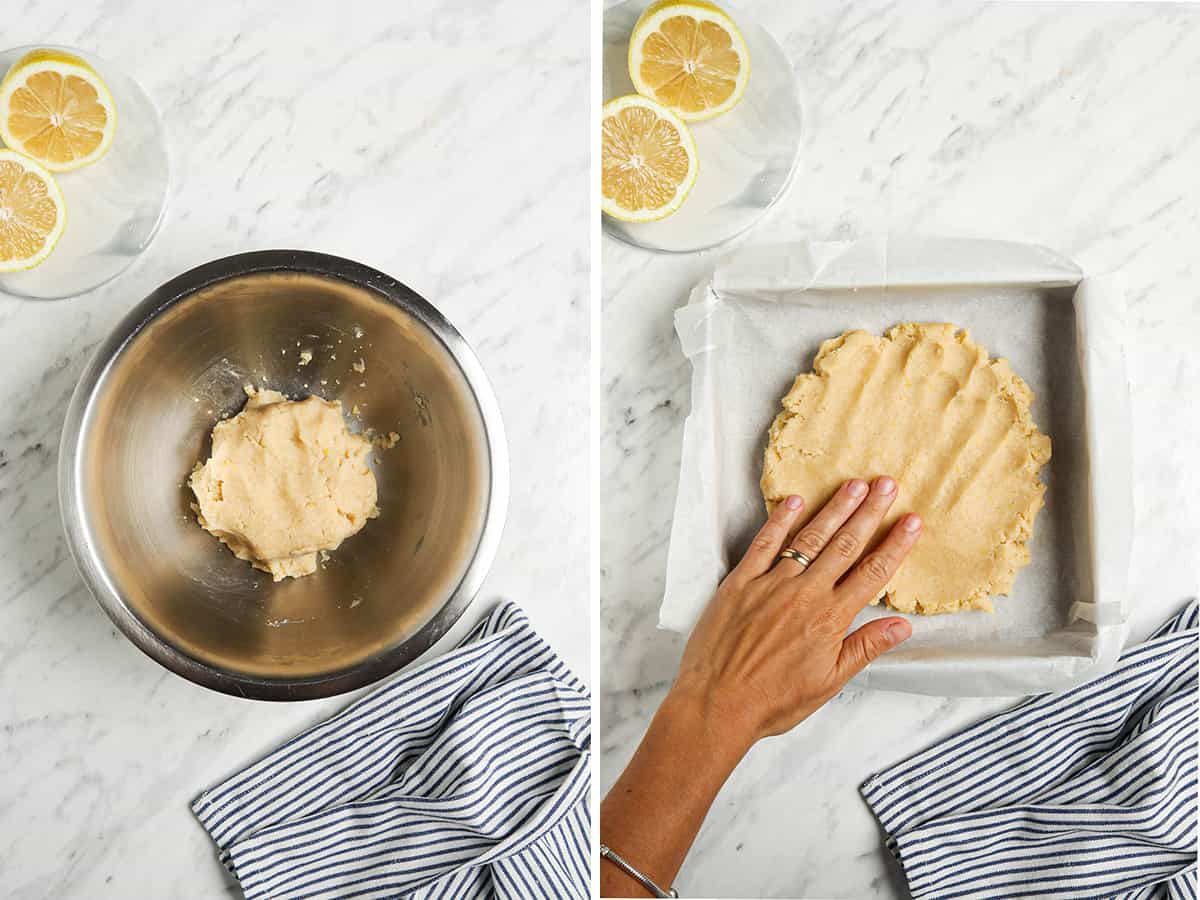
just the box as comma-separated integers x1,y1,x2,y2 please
761,323,1051,614
190,389,379,581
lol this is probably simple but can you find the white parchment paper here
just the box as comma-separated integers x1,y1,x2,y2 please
662,237,1132,696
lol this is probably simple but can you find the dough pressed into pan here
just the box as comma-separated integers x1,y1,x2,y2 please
190,388,379,581
761,323,1051,614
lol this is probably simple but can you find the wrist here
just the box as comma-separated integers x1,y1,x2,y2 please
600,681,756,897
659,679,757,773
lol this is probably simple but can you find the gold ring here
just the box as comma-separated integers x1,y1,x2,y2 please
778,548,814,570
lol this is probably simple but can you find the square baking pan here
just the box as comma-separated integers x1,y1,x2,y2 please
662,236,1131,696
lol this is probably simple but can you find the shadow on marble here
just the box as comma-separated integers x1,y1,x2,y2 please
870,823,913,900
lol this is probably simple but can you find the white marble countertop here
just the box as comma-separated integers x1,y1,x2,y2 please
0,1,587,897
601,1,1200,897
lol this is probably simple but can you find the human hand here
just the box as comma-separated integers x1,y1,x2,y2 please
600,478,920,897
671,476,922,753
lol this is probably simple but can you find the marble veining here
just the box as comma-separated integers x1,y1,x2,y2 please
602,1,1200,897
0,2,588,897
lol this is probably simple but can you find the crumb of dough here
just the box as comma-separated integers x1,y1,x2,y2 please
761,323,1051,615
352,358,366,374
369,430,400,451
189,388,380,581
298,350,313,366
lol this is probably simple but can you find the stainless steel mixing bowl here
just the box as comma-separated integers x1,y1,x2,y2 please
59,251,507,700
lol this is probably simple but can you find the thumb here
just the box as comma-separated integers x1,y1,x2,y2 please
836,617,911,683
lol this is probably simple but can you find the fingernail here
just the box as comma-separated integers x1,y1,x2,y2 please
876,476,896,495
887,621,912,644
903,514,922,533
847,479,868,498
786,495,803,510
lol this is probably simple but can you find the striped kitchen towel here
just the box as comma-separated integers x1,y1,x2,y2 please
192,602,591,900
861,601,1198,900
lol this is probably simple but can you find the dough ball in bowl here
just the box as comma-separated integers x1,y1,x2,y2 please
59,252,507,699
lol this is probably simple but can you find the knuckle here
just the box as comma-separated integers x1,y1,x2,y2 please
750,532,777,553
843,642,870,670
793,529,825,557
864,631,890,660
860,552,893,583
830,531,860,559
849,640,884,672
841,629,891,675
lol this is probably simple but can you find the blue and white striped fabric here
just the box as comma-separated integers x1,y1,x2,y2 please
862,601,1198,900
192,602,591,900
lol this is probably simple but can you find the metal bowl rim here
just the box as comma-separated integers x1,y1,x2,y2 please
57,249,509,701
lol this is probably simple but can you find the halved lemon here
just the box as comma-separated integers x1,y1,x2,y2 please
0,49,116,172
602,94,698,222
0,149,66,271
628,0,750,122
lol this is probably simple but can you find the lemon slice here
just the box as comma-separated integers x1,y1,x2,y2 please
628,0,750,122
0,149,66,272
602,94,698,223
0,49,116,172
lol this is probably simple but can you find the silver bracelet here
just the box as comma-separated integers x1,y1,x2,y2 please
600,843,679,898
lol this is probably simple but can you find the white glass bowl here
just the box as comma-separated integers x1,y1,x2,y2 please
602,1,804,253
0,45,169,299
